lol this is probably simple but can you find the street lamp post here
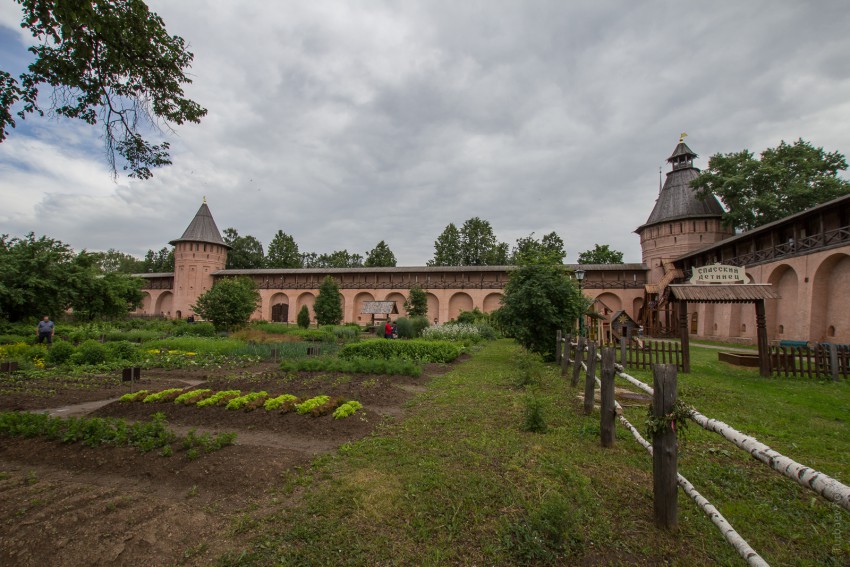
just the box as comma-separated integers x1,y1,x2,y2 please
575,268,586,336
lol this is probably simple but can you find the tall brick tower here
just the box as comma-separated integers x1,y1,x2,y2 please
636,139,733,285
169,201,229,319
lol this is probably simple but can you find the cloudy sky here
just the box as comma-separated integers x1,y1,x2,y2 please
2,1,850,266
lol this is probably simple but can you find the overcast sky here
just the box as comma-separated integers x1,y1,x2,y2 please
2,1,850,266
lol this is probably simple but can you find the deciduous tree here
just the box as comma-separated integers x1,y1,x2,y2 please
577,244,624,264
497,262,586,361
0,0,207,179
192,277,260,331
512,232,566,265
428,223,462,266
266,230,302,268
223,228,265,269
142,247,174,272
691,139,850,231
364,241,397,267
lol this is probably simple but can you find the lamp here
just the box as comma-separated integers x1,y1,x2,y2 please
575,269,586,336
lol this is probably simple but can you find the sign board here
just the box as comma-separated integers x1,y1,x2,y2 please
689,263,746,284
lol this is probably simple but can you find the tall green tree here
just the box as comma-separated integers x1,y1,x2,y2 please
142,247,174,272
266,230,302,268
428,223,462,266
404,285,428,318
94,248,145,273
460,217,508,266
691,139,850,231
192,277,260,331
313,276,343,325
223,228,265,269
0,233,142,321
512,232,566,265
66,252,144,320
0,0,206,179
364,241,397,267
304,250,363,268
496,263,586,361
577,244,624,264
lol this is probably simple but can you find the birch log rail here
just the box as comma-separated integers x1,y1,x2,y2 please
587,364,770,566
610,359,850,513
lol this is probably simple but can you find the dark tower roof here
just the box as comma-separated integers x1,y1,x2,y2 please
636,140,725,232
169,202,230,248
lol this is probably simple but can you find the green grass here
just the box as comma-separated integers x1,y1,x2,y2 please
210,340,849,565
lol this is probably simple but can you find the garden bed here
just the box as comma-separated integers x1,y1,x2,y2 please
0,359,452,566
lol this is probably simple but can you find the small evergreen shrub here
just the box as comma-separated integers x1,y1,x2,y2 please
297,305,311,329
522,396,548,433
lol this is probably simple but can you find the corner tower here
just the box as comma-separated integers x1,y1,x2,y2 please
169,201,230,319
636,139,733,284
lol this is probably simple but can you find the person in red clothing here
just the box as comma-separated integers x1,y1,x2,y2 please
384,320,393,339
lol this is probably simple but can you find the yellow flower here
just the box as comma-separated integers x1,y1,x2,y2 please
184,352,197,356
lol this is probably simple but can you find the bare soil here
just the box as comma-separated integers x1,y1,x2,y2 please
0,361,450,566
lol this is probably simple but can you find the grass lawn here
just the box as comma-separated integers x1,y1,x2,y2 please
218,340,849,566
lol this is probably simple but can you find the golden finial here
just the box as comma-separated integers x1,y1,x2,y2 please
679,132,688,143
203,196,207,204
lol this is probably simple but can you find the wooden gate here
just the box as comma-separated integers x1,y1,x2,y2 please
271,303,289,322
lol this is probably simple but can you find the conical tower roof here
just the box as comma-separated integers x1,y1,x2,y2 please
169,202,230,248
636,140,725,232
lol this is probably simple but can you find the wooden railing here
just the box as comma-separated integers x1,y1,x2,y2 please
555,334,850,566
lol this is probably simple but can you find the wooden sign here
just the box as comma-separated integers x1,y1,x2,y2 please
689,263,745,284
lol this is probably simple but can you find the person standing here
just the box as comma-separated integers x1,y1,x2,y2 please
384,320,393,339
37,315,54,346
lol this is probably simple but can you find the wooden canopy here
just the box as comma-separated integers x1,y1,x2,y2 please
669,284,780,303
669,283,779,377
361,301,399,315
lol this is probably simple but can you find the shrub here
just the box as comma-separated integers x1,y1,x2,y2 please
339,339,462,363
297,305,311,329
411,316,430,338
314,276,343,325
71,340,108,365
45,340,75,365
395,317,414,339
105,340,139,362
192,277,261,332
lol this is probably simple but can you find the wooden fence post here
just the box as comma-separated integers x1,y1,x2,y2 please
600,348,616,447
571,337,585,387
619,336,627,368
652,364,678,530
555,330,562,364
561,334,571,376
829,344,840,382
584,342,597,415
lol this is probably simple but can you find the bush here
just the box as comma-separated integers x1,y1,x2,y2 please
105,340,139,362
411,316,430,338
172,321,217,337
71,340,108,365
45,340,75,365
339,339,462,363
192,277,261,332
297,305,310,329
395,317,414,339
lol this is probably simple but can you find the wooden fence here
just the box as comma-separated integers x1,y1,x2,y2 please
769,344,849,380
557,333,850,565
557,332,685,372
